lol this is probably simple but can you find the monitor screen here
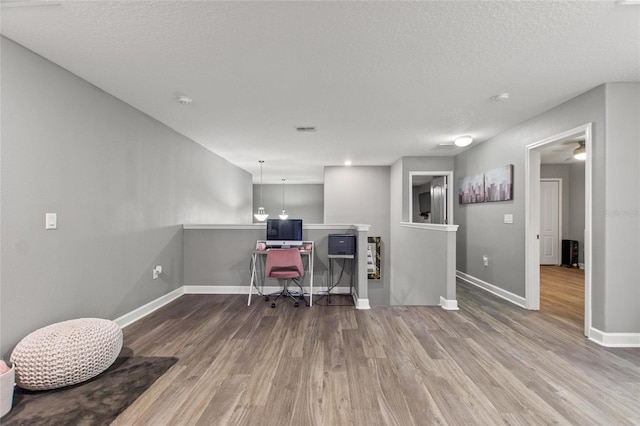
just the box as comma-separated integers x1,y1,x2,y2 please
266,219,303,246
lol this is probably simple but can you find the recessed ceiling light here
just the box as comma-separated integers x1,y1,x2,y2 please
177,95,192,105
344,160,352,166
454,136,473,147
491,93,510,102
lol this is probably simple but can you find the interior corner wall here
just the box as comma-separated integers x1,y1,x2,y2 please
252,183,324,223
455,82,640,334
602,82,640,333
457,87,603,300
323,166,391,305
0,37,252,357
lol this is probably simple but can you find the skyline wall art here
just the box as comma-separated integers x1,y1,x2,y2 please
459,164,513,205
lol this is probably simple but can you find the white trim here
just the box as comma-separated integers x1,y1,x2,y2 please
400,222,459,232
525,123,592,338
355,298,371,309
439,296,459,310
114,287,184,329
183,223,372,231
589,328,640,347
183,224,264,230
185,285,353,295
408,171,455,224
457,271,527,308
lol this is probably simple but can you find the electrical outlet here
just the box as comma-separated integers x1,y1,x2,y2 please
153,265,162,279
482,255,489,267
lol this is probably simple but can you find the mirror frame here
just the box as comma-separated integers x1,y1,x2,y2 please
408,171,454,224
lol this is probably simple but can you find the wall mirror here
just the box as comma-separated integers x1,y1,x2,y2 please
409,171,454,224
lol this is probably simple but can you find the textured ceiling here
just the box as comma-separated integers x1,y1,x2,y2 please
2,1,639,182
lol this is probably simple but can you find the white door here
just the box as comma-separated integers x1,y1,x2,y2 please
431,176,447,224
540,180,560,265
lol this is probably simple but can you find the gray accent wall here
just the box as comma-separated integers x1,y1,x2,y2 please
390,157,456,305
455,83,640,334
1,37,252,356
252,183,324,223
324,166,391,305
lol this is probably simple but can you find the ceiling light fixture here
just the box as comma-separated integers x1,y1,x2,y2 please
454,136,473,147
177,95,192,105
491,93,510,102
279,178,288,220
254,160,269,222
344,160,352,166
573,143,586,160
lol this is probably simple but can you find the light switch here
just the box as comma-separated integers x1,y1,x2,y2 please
45,213,57,230
504,214,513,224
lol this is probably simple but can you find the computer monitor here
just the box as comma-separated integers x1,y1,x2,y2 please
266,219,303,247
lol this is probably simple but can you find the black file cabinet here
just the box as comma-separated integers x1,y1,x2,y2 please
562,239,579,268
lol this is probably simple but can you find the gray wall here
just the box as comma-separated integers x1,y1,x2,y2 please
390,157,456,305
324,166,391,305
1,37,252,356
253,184,324,223
602,83,639,332
455,83,640,334
541,162,586,263
183,225,358,294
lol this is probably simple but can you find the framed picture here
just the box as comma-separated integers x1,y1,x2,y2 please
458,164,514,204
484,164,513,202
367,236,381,280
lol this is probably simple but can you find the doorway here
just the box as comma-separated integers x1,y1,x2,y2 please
525,123,592,337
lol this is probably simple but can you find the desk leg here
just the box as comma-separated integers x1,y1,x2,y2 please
248,253,257,306
309,252,314,307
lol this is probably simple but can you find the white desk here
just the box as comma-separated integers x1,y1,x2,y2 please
247,241,314,307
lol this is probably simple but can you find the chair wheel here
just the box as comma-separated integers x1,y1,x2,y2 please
294,302,299,307
271,303,276,308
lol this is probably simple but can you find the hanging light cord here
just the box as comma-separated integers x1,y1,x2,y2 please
282,178,286,210
259,160,264,206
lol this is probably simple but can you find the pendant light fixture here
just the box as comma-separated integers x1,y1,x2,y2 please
279,178,289,220
254,160,269,222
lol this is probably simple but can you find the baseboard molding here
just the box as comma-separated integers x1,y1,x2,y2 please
589,328,640,347
115,285,364,329
355,297,370,310
184,285,353,296
456,271,527,309
439,296,459,310
114,287,184,329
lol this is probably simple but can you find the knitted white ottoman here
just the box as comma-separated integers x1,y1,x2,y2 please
10,318,123,391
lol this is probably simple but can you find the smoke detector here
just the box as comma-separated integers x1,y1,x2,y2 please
177,95,192,105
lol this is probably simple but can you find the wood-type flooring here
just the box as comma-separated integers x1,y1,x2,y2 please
112,280,639,425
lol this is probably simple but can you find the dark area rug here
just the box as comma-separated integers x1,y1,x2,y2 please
1,350,177,426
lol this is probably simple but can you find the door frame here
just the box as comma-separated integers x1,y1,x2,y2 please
525,123,592,337
540,178,562,266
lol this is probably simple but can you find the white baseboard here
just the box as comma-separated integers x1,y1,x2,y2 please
114,287,184,329
440,296,459,310
589,328,640,347
456,271,527,309
355,298,370,309
115,285,364,329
